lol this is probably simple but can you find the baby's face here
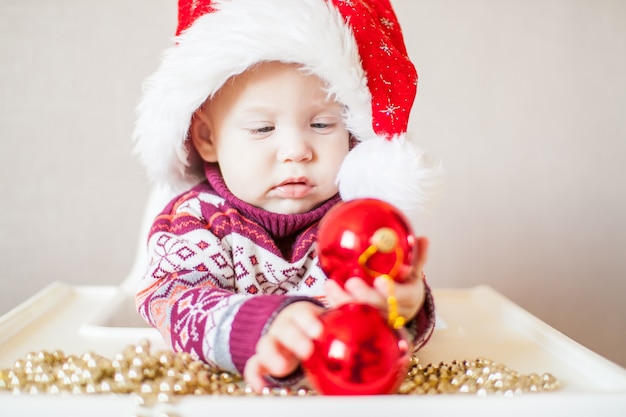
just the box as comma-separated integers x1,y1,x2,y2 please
192,62,350,214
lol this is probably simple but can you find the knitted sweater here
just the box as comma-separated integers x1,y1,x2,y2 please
136,163,435,376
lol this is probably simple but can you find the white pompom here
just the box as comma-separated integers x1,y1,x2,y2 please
337,135,444,226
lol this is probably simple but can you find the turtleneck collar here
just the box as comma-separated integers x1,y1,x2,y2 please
204,163,340,238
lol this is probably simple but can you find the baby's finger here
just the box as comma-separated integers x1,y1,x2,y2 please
413,236,430,274
289,303,324,340
243,355,269,393
344,277,386,308
324,279,354,307
373,274,425,320
255,337,289,371
266,321,314,360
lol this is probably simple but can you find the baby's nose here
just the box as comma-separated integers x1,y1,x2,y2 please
277,133,313,162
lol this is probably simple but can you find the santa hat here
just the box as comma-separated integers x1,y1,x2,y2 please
134,0,442,224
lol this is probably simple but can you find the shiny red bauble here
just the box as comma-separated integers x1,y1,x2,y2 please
316,198,417,287
303,303,410,395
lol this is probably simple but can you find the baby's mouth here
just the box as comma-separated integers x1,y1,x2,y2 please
273,178,314,198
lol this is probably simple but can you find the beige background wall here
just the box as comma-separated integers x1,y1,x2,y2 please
1,1,624,367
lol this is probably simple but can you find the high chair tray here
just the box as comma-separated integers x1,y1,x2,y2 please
1,283,625,416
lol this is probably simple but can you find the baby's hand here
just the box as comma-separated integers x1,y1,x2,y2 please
324,236,429,322
243,301,324,393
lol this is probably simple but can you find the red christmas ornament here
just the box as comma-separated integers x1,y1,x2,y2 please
303,199,417,395
316,198,417,287
303,303,410,395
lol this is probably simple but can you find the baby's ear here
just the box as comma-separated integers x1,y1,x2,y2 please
190,110,218,162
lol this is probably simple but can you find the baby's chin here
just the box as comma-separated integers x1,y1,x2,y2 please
261,198,324,215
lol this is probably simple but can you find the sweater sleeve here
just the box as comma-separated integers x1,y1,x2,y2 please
134,189,315,374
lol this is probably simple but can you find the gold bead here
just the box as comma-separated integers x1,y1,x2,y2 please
158,351,176,367
47,383,61,394
70,373,82,385
159,377,175,393
157,392,171,403
114,371,126,384
173,380,188,394
188,360,204,372
412,386,426,395
542,373,559,390
9,372,24,388
0,370,9,389
139,339,151,352
60,375,72,387
99,380,112,393
131,356,144,368
13,359,25,371
219,372,234,384
140,381,154,394
178,352,192,364
51,349,65,361
143,367,157,380
134,343,147,356
196,370,210,388
398,379,416,393
412,374,425,385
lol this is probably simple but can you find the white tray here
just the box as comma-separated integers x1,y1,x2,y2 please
1,283,625,416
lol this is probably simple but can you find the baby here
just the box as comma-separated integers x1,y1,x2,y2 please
134,0,441,392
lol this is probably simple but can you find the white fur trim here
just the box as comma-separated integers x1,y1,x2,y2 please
133,0,374,192
337,135,444,227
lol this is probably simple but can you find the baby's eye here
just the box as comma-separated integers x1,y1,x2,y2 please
250,126,274,134
311,122,335,129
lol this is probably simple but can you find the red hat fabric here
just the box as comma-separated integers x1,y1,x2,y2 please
332,0,417,138
134,0,441,224
177,0,417,138
176,0,215,35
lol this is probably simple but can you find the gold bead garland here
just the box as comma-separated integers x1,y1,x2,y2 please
0,339,558,399
398,356,559,395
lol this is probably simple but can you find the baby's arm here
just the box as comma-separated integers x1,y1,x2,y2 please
136,188,320,375
134,194,253,370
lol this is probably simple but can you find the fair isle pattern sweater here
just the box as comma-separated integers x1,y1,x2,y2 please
136,163,436,376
